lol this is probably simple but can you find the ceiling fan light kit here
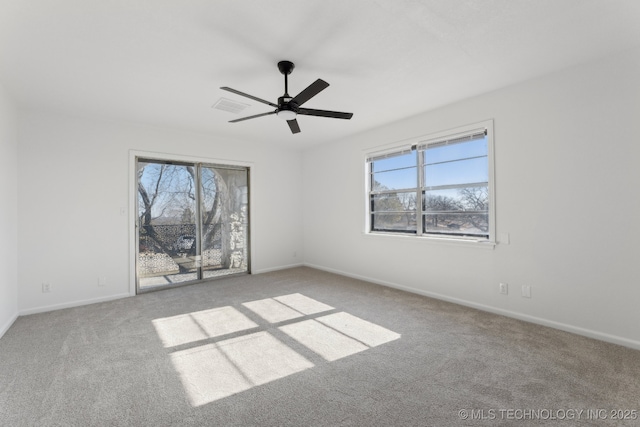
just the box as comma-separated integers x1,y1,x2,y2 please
276,109,297,121
221,60,353,134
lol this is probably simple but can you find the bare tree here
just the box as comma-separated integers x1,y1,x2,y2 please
457,187,489,232
424,194,462,229
138,163,198,272
424,194,462,211
371,181,416,229
138,164,177,255
458,187,488,211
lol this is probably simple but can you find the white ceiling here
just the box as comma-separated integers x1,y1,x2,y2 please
1,0,639,149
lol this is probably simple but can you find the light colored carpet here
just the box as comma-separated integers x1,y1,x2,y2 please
1,267,638,426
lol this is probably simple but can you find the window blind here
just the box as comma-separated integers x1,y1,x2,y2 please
366,145,414,163
416,129,486,151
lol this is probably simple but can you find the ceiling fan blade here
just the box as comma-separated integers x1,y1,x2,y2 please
291,79,329,106
220,87,278,108
287,119,301,134
297,108,353,120
229,111,276,123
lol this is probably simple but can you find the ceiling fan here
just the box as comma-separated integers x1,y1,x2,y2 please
221,60,353,134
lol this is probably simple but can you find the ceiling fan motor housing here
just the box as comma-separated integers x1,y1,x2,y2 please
278,96,297,111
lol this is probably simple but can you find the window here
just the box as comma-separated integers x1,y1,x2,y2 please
367,120,494,241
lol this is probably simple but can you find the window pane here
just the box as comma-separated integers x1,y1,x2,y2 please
423,187,489,212
424,156,487,188
424,138,487,165
201,167,249,279
372,167,417,191
371,192,416,213
423,212,489,237
137,162,197,288
371,152,416,172
372,213,416,232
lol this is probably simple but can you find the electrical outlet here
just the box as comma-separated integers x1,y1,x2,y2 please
42,283,51,293
522,285,531,298
98,277,107,286
499,283,508,295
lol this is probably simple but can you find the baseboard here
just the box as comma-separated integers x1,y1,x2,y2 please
18,264,306,315
304,262,640,351
252,262,304,275
0,311,18,339
19,293,132,316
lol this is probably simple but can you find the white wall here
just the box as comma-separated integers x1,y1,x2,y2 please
17,112,303,314
0,82,18,337
302,47,640,349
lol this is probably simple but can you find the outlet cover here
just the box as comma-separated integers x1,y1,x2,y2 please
42,283,51,293
522,285,531,298
499,283,508,295
98,277,107,286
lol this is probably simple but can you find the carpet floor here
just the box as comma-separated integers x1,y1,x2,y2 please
1,267,639,426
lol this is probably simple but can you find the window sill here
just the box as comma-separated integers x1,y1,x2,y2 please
362,231,496,249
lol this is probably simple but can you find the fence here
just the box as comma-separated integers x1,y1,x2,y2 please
137,223,244,277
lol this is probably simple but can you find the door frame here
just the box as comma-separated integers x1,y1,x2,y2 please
128,150,254,296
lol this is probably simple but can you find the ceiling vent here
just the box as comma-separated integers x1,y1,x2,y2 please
212,97,250,114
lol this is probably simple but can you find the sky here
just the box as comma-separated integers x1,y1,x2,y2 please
371,137,488,193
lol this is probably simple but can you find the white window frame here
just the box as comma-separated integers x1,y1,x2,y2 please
364,120,496,246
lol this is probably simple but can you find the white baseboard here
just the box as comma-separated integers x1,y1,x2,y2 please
252,262,304,275
19,293,131,316
18,264,306,316
304,262,640,351
0,311,18,339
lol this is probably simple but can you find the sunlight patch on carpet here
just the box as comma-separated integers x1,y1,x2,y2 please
241,298,304,323
273,293,334,315
152,306,258,347
280,319,368,361
170,331,314,407
316,312,401,347
155,293,400,407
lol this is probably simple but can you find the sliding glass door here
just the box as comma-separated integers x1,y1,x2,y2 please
200,165,249,280
136,158,249,292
